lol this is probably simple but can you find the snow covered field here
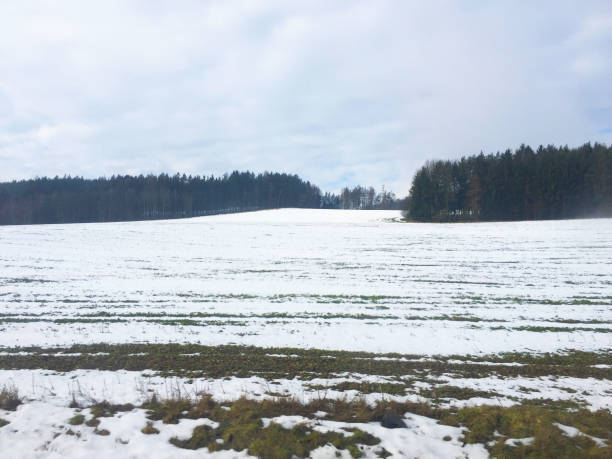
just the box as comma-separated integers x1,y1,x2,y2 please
1,209,611,457
0,209,611,354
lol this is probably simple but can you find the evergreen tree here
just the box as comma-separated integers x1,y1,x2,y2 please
404,143,612,222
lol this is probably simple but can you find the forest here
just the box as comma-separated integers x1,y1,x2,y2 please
0,171,400,225
406,143,612,222
3,142,609,225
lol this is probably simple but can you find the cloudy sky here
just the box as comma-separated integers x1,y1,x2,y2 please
0,1,611,195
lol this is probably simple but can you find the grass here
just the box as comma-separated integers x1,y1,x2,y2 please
0,338,608,457
139,393,612,458
172,421,379,458
68,414,85,425
2,311,611,333
141,421,160,434
451,404,612,458
0,342,609,457
0,344,609,381
85,417,100,427
2,277,55,284
418,385,500,401
455,294,612,306
150,395,384,458
306,381,408,396
510,325,612,333
0,384,21,411
89,401,134,418
0,311,403,323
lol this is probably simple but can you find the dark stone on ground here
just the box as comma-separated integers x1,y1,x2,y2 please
381,412,406,429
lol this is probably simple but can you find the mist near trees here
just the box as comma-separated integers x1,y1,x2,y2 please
405,143,612,222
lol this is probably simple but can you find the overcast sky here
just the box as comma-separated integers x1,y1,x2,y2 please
0,1,611,195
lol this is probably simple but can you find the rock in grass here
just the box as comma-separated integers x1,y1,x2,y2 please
381,413,406,429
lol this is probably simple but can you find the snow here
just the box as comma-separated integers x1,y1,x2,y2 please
0,367,496,459
243,413,489,458
436,375,612,411
0,401,491,459
263,414,489,459
0,402,250,459
0,209,610,355
1,368,610,415
554,423,606,446
0,209,611,457
505,437,534,446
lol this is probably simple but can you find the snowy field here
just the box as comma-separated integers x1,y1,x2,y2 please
0,209,611,457
0,209,611,354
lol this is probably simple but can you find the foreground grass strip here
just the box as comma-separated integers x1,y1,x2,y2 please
147,395,402,458
136,394,612,458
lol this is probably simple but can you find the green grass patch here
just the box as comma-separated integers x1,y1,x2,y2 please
89,401,134,418
141,421,160,435
0,345,610,381
152,395,384,458
136,394,612,458
85,417,100,427
451,404,612,458
68,414,85,425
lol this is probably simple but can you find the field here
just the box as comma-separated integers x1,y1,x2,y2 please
0,209,610,458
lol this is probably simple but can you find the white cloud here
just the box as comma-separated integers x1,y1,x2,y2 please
0,0,611,195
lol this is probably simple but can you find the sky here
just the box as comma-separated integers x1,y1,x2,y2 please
0,1,611,196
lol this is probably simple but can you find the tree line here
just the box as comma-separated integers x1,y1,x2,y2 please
321,186,403,210
0,171,402,225
405,143,612,222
